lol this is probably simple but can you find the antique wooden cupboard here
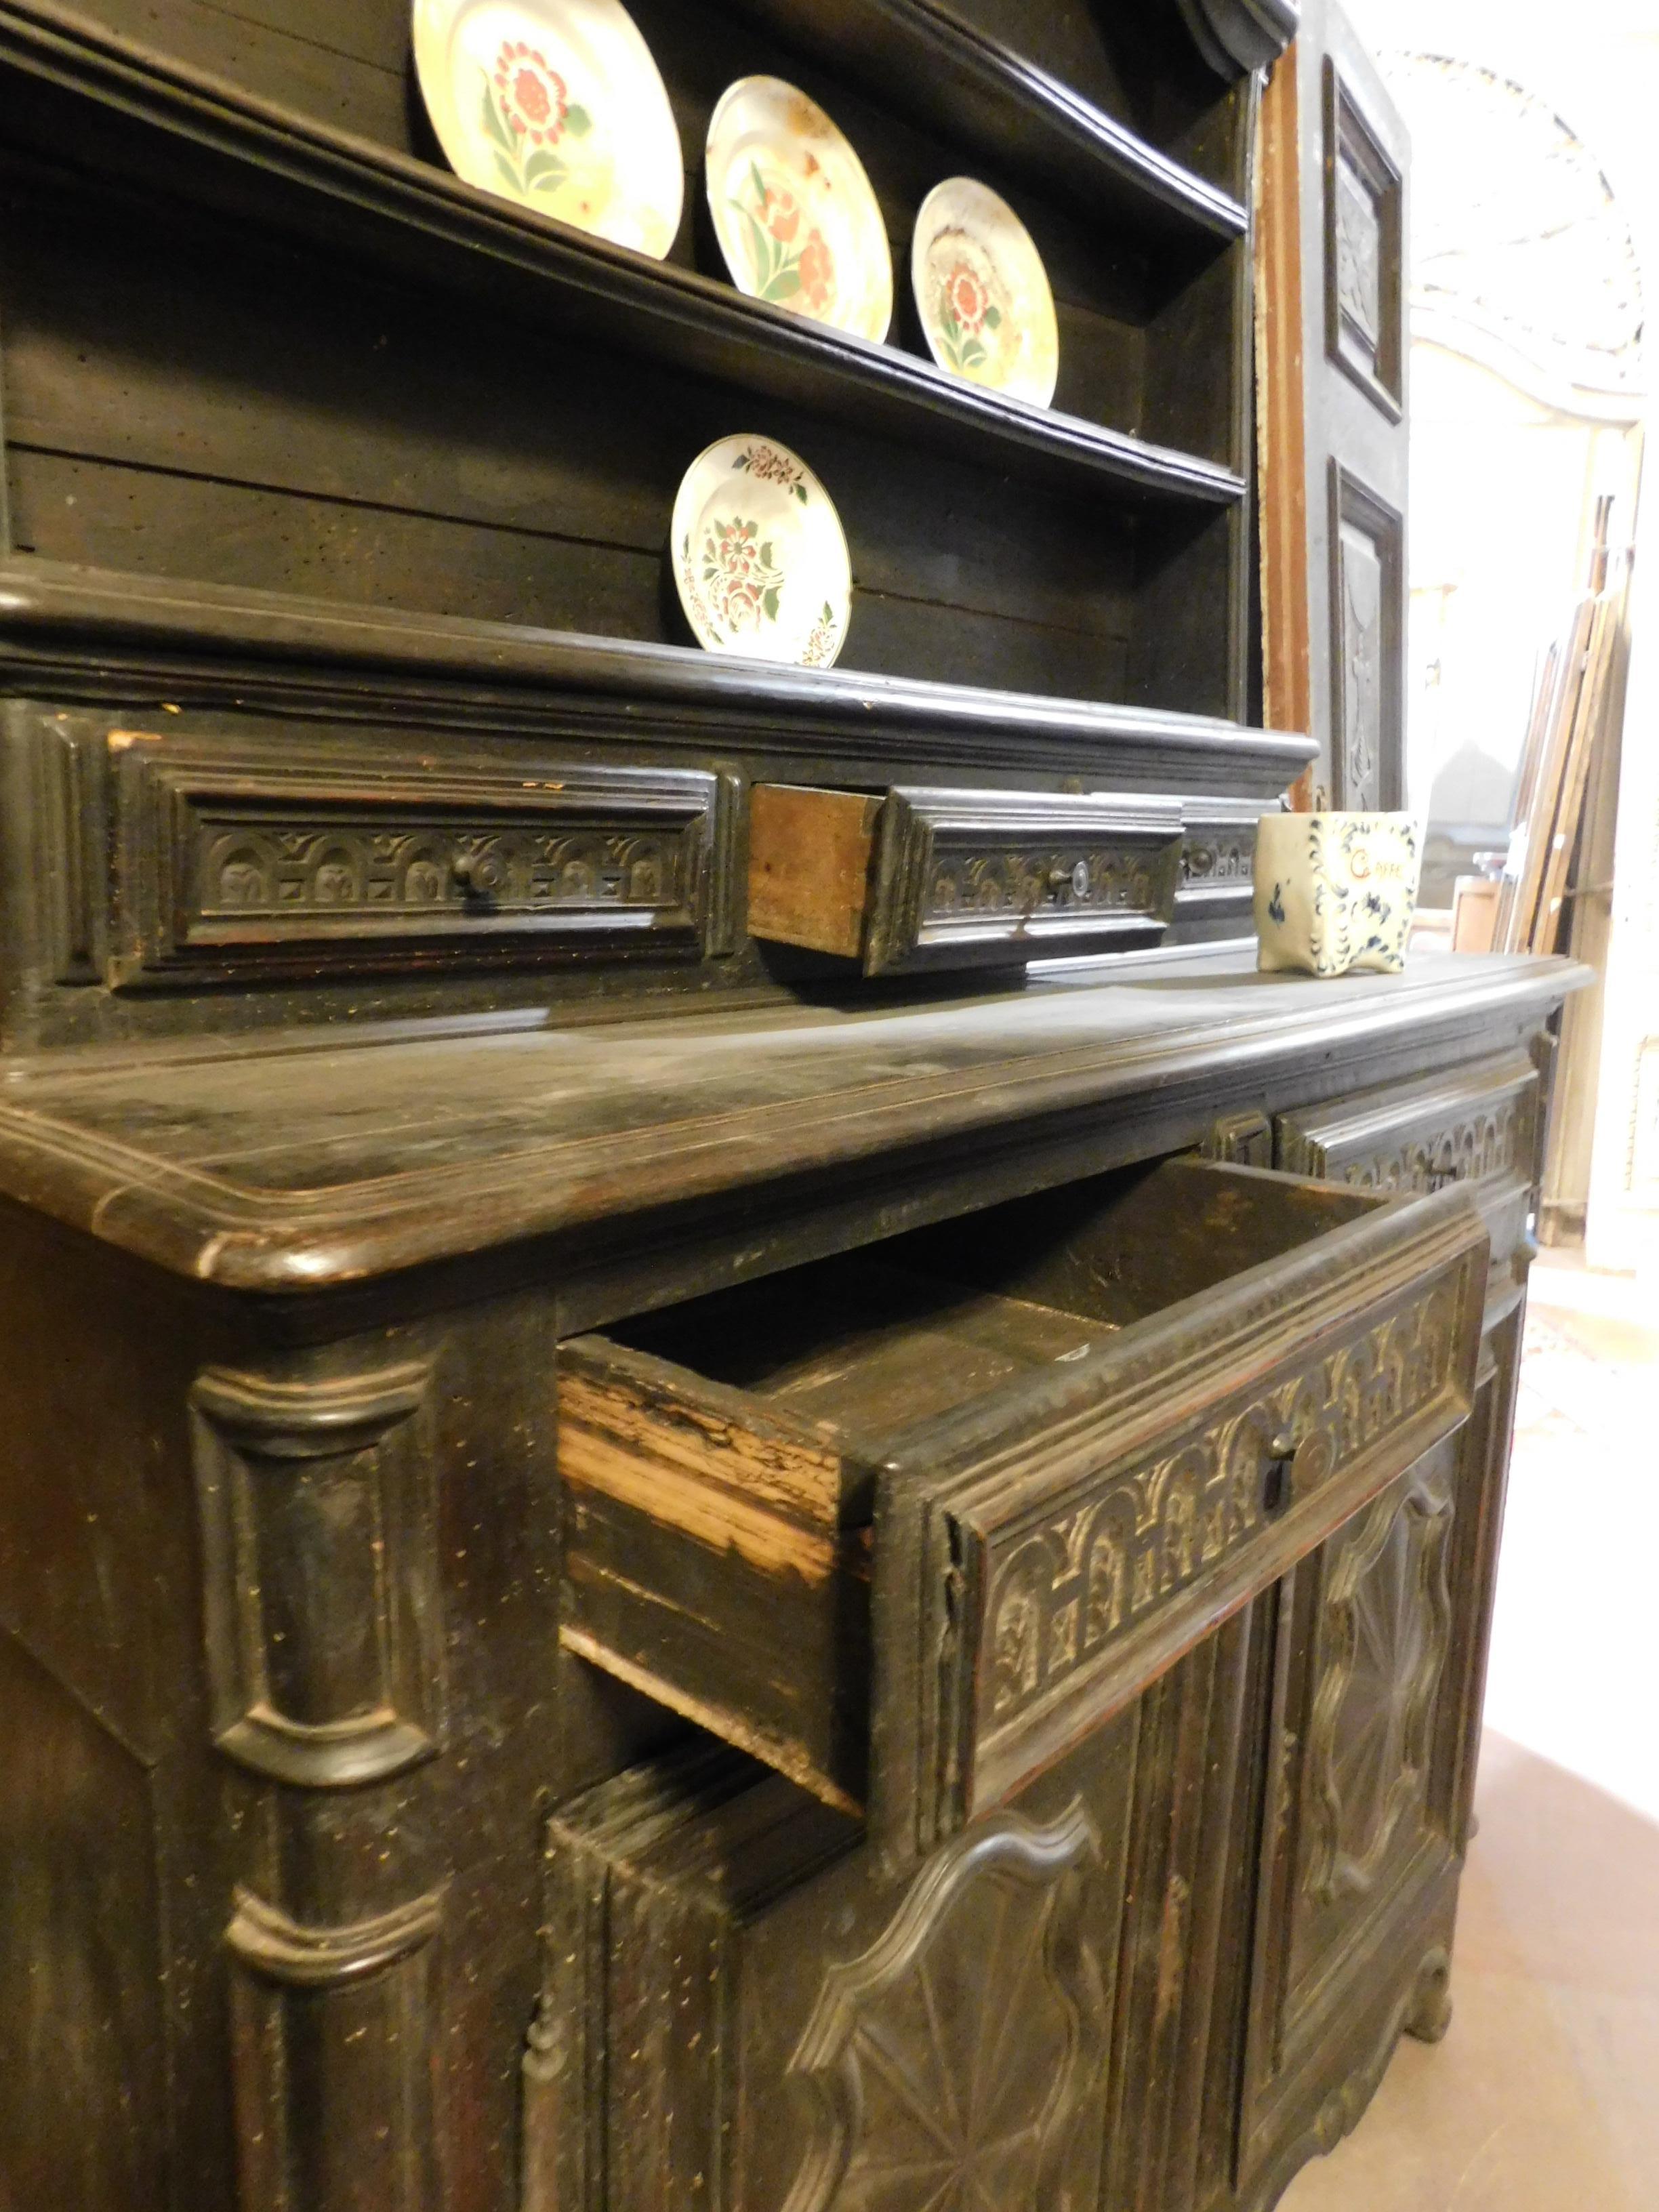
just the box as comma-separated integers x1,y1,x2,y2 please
0,4,1580,2211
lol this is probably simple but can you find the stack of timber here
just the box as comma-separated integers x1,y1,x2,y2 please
1496,504,1632,958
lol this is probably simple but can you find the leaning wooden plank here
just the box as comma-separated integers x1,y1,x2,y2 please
1532,577,1624,954
1494,638,1559,948
1502,596,1593,953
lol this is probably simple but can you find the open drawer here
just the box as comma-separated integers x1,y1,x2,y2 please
559,1158,1488,1858
745,783,1184,973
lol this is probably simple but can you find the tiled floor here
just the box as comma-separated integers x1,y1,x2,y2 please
1283,1255,1659,2211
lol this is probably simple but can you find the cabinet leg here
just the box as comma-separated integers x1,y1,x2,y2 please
1404,1954,1454,2044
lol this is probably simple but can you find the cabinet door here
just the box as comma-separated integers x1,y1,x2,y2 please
1258,0,1410,810
1237,1315,1518,2203
527,1719,1142,2212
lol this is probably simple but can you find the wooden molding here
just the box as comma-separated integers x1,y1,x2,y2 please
1181,0,1300,78
1255,47,1315,804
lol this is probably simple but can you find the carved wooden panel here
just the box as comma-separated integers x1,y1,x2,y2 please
785,1805,1107,2211
36,722,101,984
191,1359,445,1788
1099,1608,1270,2212
226,1884,445,2212
110,735,731,985
1240,1435,1472,2194
1328,463,1404,811
1300,1470,1453,1912
890,1193,1485,1853
962,1262,1466,1796
1176,796,1267,929
528,1745,855,2212
748,784,1185,975
527,1742,1118,2212
1324,58,1405,421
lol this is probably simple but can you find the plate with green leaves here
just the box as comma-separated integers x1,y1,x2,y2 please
413,0,683,258
672,436,852,669
706,77,893,344
912,178,1059,407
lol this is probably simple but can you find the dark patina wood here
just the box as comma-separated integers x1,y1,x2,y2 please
560,1158,1488,1843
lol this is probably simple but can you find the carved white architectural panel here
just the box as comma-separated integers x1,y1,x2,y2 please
1379,54,1643,419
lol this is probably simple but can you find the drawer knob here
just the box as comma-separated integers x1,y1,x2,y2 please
1261,1433,1298,1520
1048,861,1091,901
452,852,506,900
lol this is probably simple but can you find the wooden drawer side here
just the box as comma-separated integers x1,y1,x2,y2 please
558,1336,875,1812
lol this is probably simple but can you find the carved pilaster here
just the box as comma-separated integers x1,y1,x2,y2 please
226,1885,445,2212
191,1359,445,1788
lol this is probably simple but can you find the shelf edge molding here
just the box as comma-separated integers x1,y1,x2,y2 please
0,0,1244,510
0,558,1314,784
734,0,1249,242
1176,0,1300,80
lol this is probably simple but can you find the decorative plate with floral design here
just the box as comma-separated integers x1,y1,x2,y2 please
671,436,852,669
912,179,1059,407
705,78,893,344
412,0,683,258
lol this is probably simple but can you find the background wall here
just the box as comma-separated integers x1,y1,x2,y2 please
1346,0,1659,1280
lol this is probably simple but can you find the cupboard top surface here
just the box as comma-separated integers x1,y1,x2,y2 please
0,951,1584,1294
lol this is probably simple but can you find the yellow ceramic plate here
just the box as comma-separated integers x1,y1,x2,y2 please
413,0,684,259
672,435,851,669
912,178,1060,407
705,77,893,344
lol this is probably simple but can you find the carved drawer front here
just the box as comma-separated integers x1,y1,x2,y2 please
560,1155,1488,1860
107,730,733,985
1276,1051,1541,1296
1176,796,1271,930
1276,1052,1538,1196
746,783,1184,974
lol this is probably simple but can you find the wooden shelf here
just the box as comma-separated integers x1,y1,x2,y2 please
0,558,1311,794
0,2,1245,512
731,0,1250,245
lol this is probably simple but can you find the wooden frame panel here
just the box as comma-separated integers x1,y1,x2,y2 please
1328,459,1405,811
1323,58,1404,422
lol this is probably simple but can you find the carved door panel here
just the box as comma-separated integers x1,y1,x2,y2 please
528,1711,1143,2212
1237,1324,1517,2203
1258,1,1410,810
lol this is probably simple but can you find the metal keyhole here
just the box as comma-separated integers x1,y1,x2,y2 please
453,852,506,900
1261,1432,1297,1520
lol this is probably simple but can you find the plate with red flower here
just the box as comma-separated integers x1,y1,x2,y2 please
413,0,683,258
705,78,893,344
672,436,852,670
912,179,1059,407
